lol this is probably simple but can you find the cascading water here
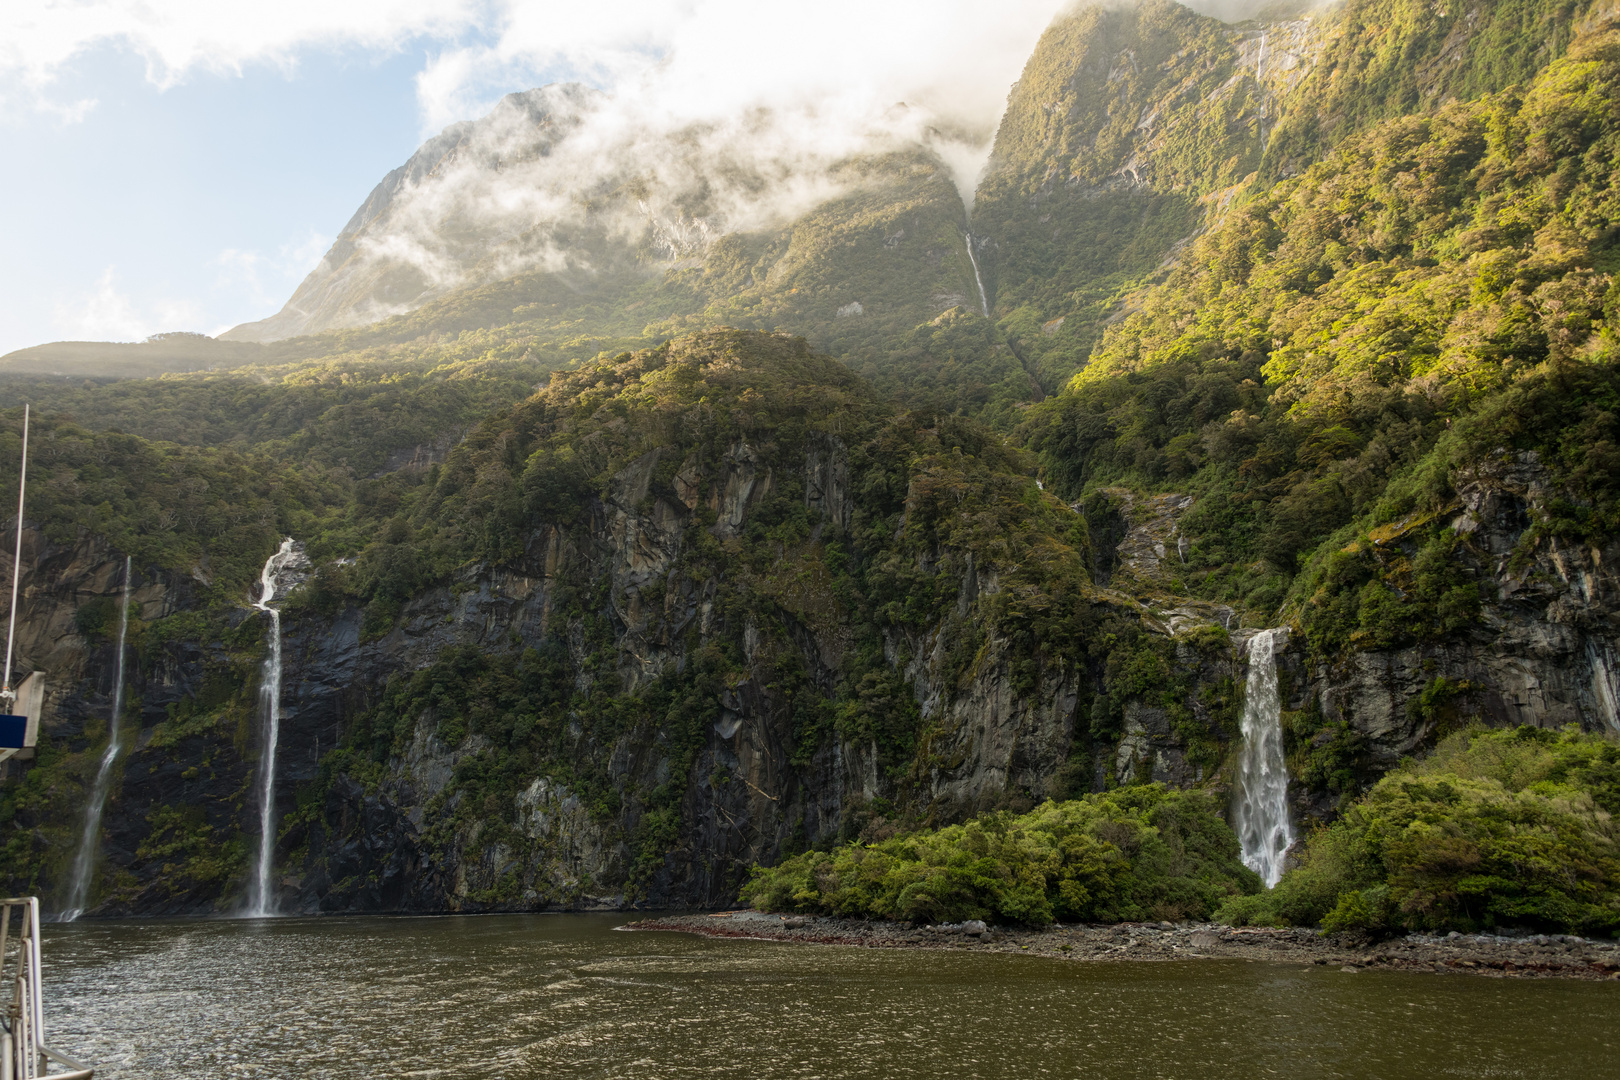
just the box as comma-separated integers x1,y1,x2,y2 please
60,556,133,922
1234,628,1294,888
248,538,297,917
964,232,990,317
1589,640,1620,735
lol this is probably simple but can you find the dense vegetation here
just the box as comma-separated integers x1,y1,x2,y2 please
742,785,1259,924
975,0,1259,389
1221,726,1620,935
279,329,1100,899
1022,14,1620,628
3,0,1619,922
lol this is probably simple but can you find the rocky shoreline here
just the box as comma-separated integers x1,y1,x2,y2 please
624,911,1620,980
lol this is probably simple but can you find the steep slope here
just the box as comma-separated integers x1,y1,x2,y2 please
0,330,1123,912
1023,0,1620,812
223,85,610,342
974,0,1604,392
3,0,1620,922
221,89,991,357
974,0,1322,386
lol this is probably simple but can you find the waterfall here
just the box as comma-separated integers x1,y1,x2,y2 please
248,538,296,917
1588,641,1620,735
964,233,990,317
61,556,134,922
1234,628,1294,888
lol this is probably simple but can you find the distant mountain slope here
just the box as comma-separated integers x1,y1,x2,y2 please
220,85,992,352
4,0,1620,922
0,333,289,380
223,86,604,343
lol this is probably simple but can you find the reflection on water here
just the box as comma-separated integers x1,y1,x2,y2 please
40,914,1620,1078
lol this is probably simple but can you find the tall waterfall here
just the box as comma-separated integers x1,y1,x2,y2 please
964,233,990,317
248,539,296,917
61,556,134,922
1234,628,1294,888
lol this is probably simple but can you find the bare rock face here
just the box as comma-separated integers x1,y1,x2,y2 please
1311,453,1620,767
12,437,1619,916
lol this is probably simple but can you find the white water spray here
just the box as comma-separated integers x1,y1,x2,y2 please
1234,628,1294,888
248,539,297,917
964,232,990,317
61,556,133,922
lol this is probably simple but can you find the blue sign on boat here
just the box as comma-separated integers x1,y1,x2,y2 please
0,715,27,748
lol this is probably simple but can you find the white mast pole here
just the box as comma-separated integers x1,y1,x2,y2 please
3,404,28,703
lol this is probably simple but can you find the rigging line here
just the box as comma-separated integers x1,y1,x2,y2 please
4,404,28,700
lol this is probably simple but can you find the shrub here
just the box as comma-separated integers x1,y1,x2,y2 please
1216,726,1620,936
742,784,1260,925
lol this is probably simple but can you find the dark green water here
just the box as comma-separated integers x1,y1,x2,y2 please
39,914,1620,1078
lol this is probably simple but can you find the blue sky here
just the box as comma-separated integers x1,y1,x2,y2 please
1,37,484,354
0,1,1071,357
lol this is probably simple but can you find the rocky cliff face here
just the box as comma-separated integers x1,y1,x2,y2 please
6,336,1617,918
0,334,1087,914
1310,452,1620,762
1067,449,1620,826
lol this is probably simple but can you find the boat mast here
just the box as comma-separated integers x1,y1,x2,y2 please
3,404,28,706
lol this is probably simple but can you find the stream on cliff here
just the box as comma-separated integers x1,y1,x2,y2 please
42,915,1618,1078
62,555,132,923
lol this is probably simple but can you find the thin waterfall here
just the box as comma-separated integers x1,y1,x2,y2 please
61,556,133,922
248,538,296,917
964,232,990,317
1589,640,1620,734
1234,628,1294,888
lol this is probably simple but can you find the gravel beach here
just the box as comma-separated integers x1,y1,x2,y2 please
625,910,1620,980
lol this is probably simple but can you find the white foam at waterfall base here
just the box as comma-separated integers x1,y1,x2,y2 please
60,555,134,921
248,538,297,917
1234,628,1294,888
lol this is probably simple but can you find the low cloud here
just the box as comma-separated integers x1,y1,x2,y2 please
8,1,1308,334
1,0,482,101
51,267,205,342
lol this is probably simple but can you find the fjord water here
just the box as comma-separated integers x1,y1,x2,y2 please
1235,628,1294,887
42,916,1619,1079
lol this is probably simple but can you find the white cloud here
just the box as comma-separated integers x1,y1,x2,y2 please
3,2,1065,146
212,230,333,310
412,1,1064,142
1,1,485,93
52,267,205,341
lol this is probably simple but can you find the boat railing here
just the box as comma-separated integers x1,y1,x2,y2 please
0,899,91,1080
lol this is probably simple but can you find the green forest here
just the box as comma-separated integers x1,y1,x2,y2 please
1,0,1617,934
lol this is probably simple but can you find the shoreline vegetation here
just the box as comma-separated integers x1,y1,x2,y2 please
734,727,1620,941
624,910,1620,980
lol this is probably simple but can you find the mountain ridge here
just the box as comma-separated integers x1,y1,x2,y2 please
1,0,1617,926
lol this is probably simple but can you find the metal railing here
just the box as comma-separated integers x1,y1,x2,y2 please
0,899,91,1080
